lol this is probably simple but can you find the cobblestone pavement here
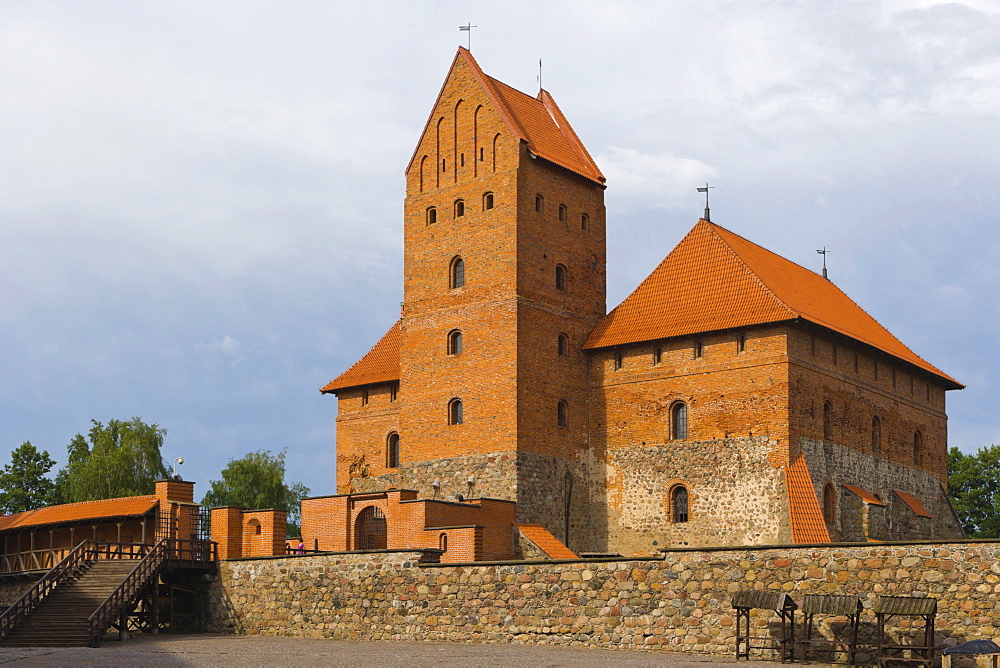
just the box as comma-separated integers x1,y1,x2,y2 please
0,634,834,667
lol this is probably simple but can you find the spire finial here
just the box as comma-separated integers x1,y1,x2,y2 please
459,23,477,51
537,58,542,91
817,247,830,280
696,183,714,222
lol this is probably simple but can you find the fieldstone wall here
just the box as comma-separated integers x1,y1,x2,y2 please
208,540,1000,661
602,437,789,554
0,578,39,606
801,438,965,541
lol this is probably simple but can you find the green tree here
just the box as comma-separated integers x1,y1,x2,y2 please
948,445,1000,538
0,442,57,513
201,449,309,535
56,418,170,503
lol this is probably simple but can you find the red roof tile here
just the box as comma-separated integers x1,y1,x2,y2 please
0,496,158,532
842,483,886,506
785,455,832,544
893,490,933,518
584,219,961,389
407,48,604,186
514,523,578,559
320,320,401,393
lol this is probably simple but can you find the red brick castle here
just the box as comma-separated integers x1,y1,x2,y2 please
319,48,964,557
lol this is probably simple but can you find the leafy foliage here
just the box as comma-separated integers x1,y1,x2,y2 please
948,445,1000,538
56,418,169,503
201,449,309,535
0,442,57,513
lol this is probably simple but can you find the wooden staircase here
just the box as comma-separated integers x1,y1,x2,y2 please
1,560,139,647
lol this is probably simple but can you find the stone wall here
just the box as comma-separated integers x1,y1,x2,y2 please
0,578,39,607
208,540,1000,660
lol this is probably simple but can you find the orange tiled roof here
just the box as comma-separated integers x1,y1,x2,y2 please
893,490,933,518
514,523,578,559
320,320,401,393
784,455,831,544
584,219,961,389
0,496,158,532
407,48,604,186
842,483,886,506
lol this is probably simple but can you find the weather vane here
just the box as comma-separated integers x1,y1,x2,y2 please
459,23,477,50
817,247,830,279
697,183,714,222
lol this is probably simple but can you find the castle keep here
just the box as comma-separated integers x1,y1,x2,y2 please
320,48,964,557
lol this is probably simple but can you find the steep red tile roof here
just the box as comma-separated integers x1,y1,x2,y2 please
320,320,401,393
0,496,158,532
407,48,604,186
785,455,832,544
514,523,578,559
893,490,933,518
842,484,886,506
584,219,961,389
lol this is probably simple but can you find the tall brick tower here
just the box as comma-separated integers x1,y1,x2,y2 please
395,48,605,532
322,48,606,543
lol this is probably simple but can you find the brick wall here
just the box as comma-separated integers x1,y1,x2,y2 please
208,540,1000,659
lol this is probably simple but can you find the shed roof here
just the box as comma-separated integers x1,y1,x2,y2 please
321,320,401,393
0,496,158,532
893,489,933,518
785,454,832,544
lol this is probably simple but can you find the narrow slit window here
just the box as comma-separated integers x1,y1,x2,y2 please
871,416,882,454
558,333,569,357
736,333,746,353
483,192,494,210
557,400,568,427
823,483,836,525
614,351,623,370
913,431,923,465
694,341,703,359
823,401,833,442
454,199,465,217
581,213,589,231
535,194,543,212
450,257,465,289
386,432,400,468
672,402,688,440
555,264,567,291
652,346,662,365
361,389,369,407
449,398,464,425
558,204,567,222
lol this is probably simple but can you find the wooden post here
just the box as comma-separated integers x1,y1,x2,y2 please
151,579,160,635
119,608,128,641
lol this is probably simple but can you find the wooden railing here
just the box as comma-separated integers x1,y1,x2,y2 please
0,547,73,574
0,541,97,640
87,539,167,647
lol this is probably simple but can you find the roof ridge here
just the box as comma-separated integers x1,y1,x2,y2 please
701,220,798,320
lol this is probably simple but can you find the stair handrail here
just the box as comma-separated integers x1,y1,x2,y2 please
0,540,98,639
86,537,170,647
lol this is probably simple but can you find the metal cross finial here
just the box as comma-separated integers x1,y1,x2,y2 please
817,247,830,280
459,23,477,51
696,183,715,222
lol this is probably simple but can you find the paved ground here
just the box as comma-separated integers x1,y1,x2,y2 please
0,634,834,667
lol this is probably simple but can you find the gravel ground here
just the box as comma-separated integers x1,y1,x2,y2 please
0,634,835,667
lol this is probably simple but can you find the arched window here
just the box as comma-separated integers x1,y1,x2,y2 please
823,483,836,525
386,432,400,468
557,400,568,427
581,213,589,231
672,402,688,440
448,398,463,425
426,207,437,225
555,264,567,291
558,203,567,222
448,329,463,355
535,194,544,212
454,199,465,217
439,533,447,551
871,416,882,454
557,333,569,357
823,401,833,442
450,257,465,289
354,506,387,551
913,431,923,465
671,485,689,523
483,192,494,210
247,519,262,536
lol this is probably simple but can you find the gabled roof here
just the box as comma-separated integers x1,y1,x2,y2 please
784,454,832,544
893,489,933,518
584,219,961,389
320,320,401,393
406,48,604,185
0,496,158,532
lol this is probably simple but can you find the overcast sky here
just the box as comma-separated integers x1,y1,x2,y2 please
1,1,998,498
